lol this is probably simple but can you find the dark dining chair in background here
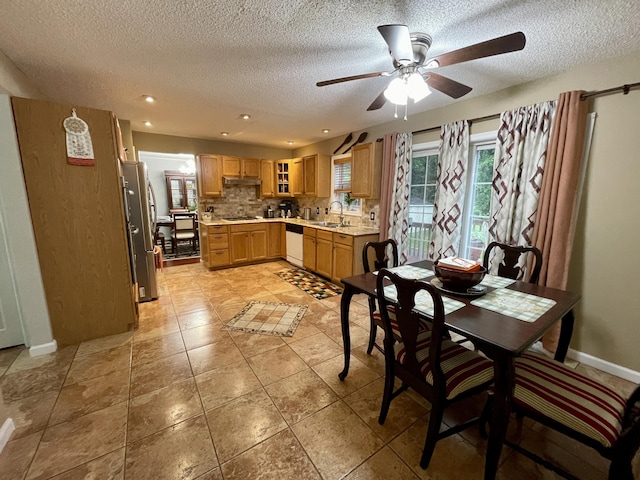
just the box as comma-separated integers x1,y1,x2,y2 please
482,241,543,284
376,269,495,469
362,239,399,354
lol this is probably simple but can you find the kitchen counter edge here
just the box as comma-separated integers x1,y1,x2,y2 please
199,218,379,236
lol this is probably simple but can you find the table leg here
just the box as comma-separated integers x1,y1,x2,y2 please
339,284,354,381
554,309,574,363
484,356,515,480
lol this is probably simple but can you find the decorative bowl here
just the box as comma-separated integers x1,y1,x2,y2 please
434,263,487,292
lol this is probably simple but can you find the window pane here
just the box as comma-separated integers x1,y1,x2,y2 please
426,155,439,184
473,184,491,216
410,185,425,205
425,185,436,204
476,148,495,183
411,157,426,184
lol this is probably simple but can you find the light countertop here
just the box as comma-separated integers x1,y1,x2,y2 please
198,217,379,236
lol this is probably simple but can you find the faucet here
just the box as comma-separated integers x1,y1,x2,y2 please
328,200,344,226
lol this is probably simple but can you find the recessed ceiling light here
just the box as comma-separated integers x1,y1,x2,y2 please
143,95,156,103
144,121,152,127
322,129,330,134
240,114,251,120
221,132,229,136
287,141,294,145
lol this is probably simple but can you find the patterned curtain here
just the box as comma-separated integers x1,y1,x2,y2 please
428,120,469,260
486,101,556,276
386,133,413,264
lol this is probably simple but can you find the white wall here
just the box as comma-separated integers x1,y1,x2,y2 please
0,94,54,348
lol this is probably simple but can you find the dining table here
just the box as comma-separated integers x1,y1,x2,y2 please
338,259,580,480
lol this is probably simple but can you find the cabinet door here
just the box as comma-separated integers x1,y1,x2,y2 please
267,223,281,257
351,143,373,197
251,229,267,260
222,156,242,176
290,158,304,196
166,176,186,209
303,234,316,271
197,155,223,196
185,177,198,209
332,242,353,283
316,237,332,279
276,160,291,196
261,160,275,197
243,158,260,178
303,155,317,196
230,231,250,263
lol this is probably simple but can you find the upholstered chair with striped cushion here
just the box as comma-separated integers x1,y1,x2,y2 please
376,269,495,469
483,352,640,479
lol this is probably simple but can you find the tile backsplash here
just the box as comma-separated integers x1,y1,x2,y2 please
199,186,380,229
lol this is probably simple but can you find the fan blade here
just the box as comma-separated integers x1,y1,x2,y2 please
424,72,472,99
426,32,526,68
316,71,390,87
367,90,388,111
378,24,414,66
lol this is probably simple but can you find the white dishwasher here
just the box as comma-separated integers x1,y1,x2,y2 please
285,223,304,267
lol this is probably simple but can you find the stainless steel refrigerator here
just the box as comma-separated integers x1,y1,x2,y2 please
122,161,158,302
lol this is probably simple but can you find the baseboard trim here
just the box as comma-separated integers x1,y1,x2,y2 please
0,418,15,453
567,348,640,384
29,340,57,357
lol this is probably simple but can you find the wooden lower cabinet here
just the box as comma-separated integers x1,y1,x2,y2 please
315,230,333,279
332,233,354,284
202,225,230,268
267,222,282,258
230,224,267,264
303,227,317,271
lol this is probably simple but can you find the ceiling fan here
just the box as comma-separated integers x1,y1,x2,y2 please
317,25,526,114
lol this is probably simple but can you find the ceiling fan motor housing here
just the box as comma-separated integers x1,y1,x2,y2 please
410,33,432,65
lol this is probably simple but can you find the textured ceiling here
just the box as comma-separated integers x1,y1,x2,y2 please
1,0,639,148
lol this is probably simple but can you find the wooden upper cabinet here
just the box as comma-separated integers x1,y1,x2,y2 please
197,154,223,196
276,160,291,196
302,154,331,197
261,160,276,197
222,156,260,178
291,157,304,196
242,158,260,178
351,142,382,198
222,156,242,176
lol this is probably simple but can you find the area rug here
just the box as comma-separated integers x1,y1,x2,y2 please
221,301,307,337
276,269,342,300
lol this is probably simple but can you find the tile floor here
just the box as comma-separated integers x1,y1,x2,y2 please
0,260,637,479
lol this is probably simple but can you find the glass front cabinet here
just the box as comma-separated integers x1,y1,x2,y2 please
165,171,197,211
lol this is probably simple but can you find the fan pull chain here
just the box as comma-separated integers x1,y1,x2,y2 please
394,103,399,119
403,103,408,121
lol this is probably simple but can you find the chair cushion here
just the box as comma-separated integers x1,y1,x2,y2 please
395,331,494,400
373,305,430,340
513,352,625,448
174,232,195,240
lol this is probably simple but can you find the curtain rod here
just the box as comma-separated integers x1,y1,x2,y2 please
580,81,640,100
412,113,500,136
412,80,640,136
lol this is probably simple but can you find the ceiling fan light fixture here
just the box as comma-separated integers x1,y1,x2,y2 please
384,77,408,105
407,72,431,102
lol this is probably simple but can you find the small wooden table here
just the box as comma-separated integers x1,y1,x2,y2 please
339,260,580,480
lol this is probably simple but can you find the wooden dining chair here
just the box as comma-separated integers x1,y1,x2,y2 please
362,239,399,354
376,269,495,469
482,241,543,284
170,213,197,255
481,352,640,479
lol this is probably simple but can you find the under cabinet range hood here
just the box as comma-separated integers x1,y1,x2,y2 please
222,176,262,186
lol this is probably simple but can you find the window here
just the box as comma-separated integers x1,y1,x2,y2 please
331,154,361,215
410,131,497,262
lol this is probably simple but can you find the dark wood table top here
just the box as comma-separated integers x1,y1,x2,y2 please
341,260,581,359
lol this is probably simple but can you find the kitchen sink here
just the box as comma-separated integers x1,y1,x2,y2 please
310,221,350,228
